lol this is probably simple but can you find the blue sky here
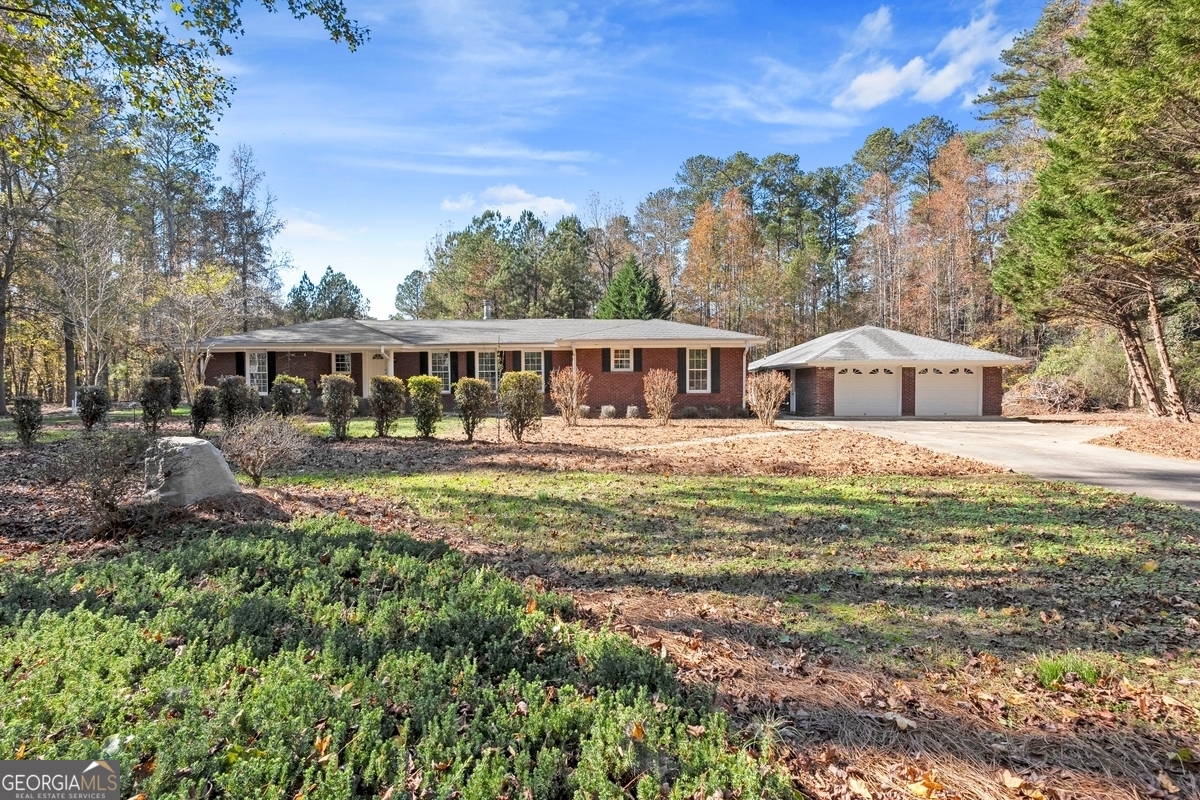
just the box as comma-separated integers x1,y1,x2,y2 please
211,0,1044,317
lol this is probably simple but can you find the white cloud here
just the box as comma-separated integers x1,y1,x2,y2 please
853,6,893,49
284,219,347,242
834,9,1014,110
460,144,597,163
440,193,476,211
480,184,575,218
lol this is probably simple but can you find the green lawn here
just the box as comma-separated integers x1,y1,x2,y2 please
279,469,1200,720
0,518,787,799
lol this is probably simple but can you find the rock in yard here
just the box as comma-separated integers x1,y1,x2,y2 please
145,436,242,507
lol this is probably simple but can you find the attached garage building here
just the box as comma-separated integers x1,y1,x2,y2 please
750,326,1023,418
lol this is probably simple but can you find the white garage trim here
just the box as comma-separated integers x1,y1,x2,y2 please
914,365,982,417
833,365,901,417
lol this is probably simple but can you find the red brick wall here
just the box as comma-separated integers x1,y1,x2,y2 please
814,367,834,416
983,366,1003,416
276,352,327,395
901,367,915,416
570,346,746,414
204,352,237,385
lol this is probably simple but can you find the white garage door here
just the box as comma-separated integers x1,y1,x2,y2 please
915,366,981,416
834,367,900,416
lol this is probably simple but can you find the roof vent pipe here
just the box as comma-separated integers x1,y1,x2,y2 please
483,300,493,320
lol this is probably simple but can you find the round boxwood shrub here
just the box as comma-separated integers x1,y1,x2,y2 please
498,370,543,443
270,374,310,418
407,375,443,438
218,376,259,429
139,377,173,435
321,373,358,441
190,386,219,436
370,375,406,437
453,377,493,442
77,386,111,432
150,357,184,409
11,396,42,448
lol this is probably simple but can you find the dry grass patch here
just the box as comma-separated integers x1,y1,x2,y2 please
1023,412,1200,461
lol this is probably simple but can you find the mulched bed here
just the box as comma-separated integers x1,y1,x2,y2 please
1022,411,1200,462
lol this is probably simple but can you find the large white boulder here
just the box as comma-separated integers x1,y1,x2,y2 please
145,436,242,507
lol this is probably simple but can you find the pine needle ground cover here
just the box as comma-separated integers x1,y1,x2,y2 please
0,519,787,799
279,470,1200,799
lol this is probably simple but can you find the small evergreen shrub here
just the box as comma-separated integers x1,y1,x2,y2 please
218,376,259,429
599,405,616,419
77,386,110,432
498,370,543,443
454,377,493,442
270,375,311,417
222,414,309,487
139,377,173,435
407,375,443,438
704,405,722,418
578,404,591,417
370,375,407,437
190,386,219,436
11,396,42,448
679,405,700,419
320,373,358,441
626,405,640,418
150,357,184,408
643,368,676,426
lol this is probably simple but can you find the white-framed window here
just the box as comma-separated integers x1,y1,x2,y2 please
476,351,499,391
248,352,269,394
612,348,632,371
523,350,543,375
429,352,451,393
687,348,709,393
333,353,352,374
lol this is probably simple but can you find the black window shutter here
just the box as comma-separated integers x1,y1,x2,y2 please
710,348,720,393
543,351,553,390
419,351,429,375
267,352,277,386
677,348,687,393
512,350,522,371
601,348,611,372
633,348,642,372
235,352,246,377
466,351,476,378
450,351,459,384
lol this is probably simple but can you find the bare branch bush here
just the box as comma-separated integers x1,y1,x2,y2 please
746,371,791,428
221,414,310,487
549,367,591,427
643,369,677,426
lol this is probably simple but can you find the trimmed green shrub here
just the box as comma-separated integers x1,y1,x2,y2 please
217,376,259,429
320,373,358,441
599,404,616,419
190,386,219,436
11,396,41,448
149,357,184,408
678,405,700,419
77,386,110,432
498,370,543,443
408,375,443,438
139,377,173,435
270,374,310,417
453,377,493,442
0,518,789,798
222,414,309,487
369,375,407,437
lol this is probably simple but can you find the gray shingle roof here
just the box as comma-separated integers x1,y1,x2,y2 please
750,326,1024,369
204,318,767,349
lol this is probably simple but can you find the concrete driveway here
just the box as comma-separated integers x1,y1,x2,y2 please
784,418,1200,511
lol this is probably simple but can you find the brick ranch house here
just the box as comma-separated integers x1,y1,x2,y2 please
202,318,768,412
750,326,1024,417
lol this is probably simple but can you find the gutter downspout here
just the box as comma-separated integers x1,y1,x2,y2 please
742,347,748,409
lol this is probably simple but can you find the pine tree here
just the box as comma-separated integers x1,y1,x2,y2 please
594,255,673,320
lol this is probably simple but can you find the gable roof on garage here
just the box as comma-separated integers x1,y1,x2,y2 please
750,326,1025,370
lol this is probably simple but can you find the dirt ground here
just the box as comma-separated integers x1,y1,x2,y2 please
1022,411,1200,462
